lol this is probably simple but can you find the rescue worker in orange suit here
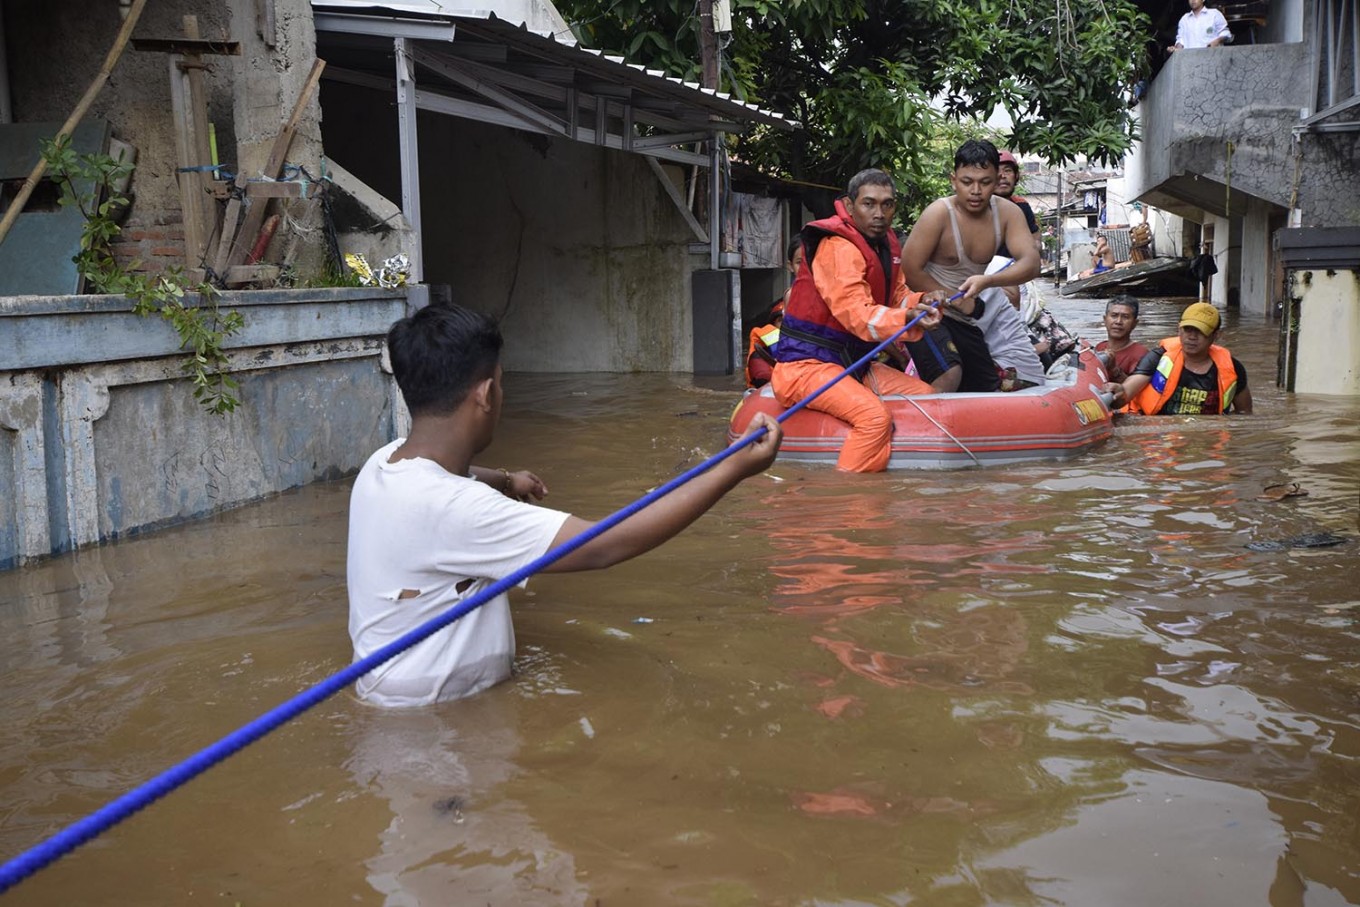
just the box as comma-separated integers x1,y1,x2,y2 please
771,168,945,472
1122,301,1254,414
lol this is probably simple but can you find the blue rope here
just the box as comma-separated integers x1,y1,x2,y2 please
0,290,962,893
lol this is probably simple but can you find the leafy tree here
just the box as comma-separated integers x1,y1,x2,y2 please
559,0,1148,214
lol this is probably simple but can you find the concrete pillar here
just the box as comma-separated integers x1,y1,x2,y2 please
1208,214,1230,307
228,0,327,276
0,374,51,563
229,0,323,177
58,374,112,550
1239,198,1272,317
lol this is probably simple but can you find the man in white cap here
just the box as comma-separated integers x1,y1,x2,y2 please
1122,301,1253,414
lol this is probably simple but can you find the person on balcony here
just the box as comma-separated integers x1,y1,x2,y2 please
1167,0,1233,53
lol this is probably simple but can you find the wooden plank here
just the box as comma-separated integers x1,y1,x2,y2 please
1057,256,1193,297
168,50,207,270
223,58,326,269
223,264,280,286
257,0,277,48
212,173,247,278
182,16,218,268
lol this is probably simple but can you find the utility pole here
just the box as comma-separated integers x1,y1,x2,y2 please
698,0,718,89
1055,168,1065,285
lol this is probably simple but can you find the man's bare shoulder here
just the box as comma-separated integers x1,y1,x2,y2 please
994,196,1021,215
918,198,951,221
903,201,948,243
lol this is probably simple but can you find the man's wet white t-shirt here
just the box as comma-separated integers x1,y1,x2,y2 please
347,439,569,707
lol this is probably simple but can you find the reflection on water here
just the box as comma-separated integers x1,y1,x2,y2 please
2,293,1358,905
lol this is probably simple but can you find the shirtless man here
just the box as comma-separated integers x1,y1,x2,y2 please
901,139,1044,392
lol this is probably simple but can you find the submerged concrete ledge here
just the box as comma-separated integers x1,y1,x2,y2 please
0,287,415,570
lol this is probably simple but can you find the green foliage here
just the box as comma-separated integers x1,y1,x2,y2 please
41,136,244,415
559,0,1149,222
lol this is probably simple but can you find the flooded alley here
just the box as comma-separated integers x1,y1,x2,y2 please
2,295,1358,906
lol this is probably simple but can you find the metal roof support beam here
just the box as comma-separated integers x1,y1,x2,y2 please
708,135,720,270
315,12,455,42
415,91,710,166
394,37,423,282
405,47,748,138
645,156,707,244
1299,91,1360,129
413,47,567,136
322,67,713,166
630,130,712,150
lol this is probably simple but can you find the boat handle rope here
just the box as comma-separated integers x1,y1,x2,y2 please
903,396,981,466
0,286,968,894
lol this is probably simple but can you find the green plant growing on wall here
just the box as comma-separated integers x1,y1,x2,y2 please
41,136,244,415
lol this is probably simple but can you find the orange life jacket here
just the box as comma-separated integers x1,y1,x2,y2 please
775,198,898,372
1129,337,1238,414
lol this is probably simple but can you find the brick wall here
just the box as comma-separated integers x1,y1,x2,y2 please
109,215,187,274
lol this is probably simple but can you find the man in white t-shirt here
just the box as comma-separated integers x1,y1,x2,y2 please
1168,0,1233,53
347,303,781,707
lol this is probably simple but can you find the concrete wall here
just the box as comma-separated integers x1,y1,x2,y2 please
1263,0,1305,44
1291,270,1360,395
1130,35,1360,230
1131,42,1310,213
0,287,409,569
320,80,701,373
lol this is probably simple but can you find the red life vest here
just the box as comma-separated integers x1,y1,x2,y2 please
774,198,899,370
1129,336,1239,414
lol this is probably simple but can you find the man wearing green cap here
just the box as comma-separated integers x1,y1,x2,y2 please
1122,301,1253,414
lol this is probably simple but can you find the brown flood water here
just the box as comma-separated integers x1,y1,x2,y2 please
2,293,1359,906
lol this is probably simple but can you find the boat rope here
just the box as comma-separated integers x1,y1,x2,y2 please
903,397,981,466
0,289,966,895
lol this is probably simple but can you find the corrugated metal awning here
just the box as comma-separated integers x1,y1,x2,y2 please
312,1,796,169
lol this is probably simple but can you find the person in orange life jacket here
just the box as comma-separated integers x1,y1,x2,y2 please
1122,301,1253,414
901,139,1043,393
745,299,784,388
771,168,945,473
745,240,802,387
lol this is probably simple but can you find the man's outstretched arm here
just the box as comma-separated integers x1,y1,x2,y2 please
544,414,782,572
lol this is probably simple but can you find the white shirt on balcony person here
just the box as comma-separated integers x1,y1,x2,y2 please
1168,0,1233,53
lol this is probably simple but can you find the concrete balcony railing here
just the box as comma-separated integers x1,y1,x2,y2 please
1130,40,1311,218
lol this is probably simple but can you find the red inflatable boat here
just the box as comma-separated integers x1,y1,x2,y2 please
727,347,1117,469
